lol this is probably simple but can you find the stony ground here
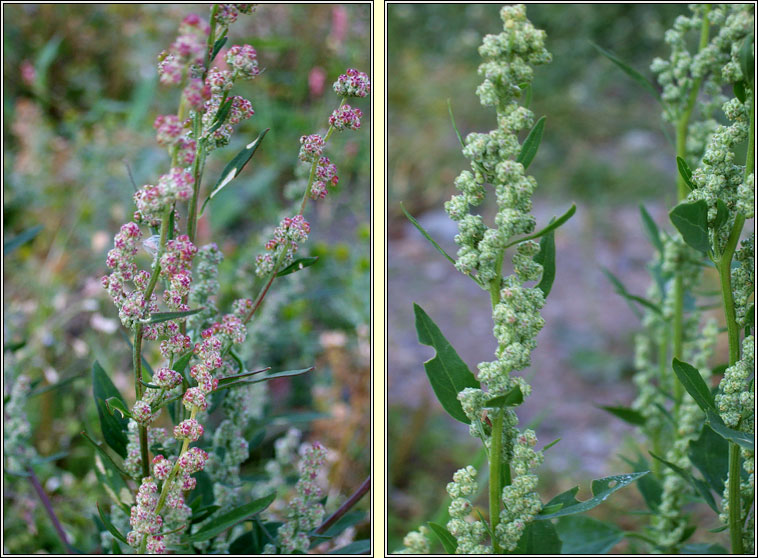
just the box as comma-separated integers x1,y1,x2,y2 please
387,198,699,477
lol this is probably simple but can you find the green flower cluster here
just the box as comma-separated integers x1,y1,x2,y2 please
396,527,431,554
446,466,489,554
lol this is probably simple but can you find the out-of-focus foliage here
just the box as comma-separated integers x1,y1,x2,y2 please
3,4,370,554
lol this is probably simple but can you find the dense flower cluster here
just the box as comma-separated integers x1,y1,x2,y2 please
255,215,311,276
226,44,260,79
333,68,370,98
134,168,194,221
3,374,38,473
328,104,363,131
265,443,327,554
298,134,325,163
445,466,489,554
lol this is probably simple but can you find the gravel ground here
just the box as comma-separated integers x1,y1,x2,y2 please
387,198,679,477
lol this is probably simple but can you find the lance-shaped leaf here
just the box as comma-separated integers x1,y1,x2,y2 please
669,200,710,253
92,361,129,458
706,410,754,451
504,203,576,248
620,453,662,511
329,540,371,554
188,492,276,542
734,80,747,103
713,199,729,230
516,115,546,169
602,268,661,316
427,522,457,554
213,367,314,393
277,256,319,277
447,99,464,148
413,303,480,424
105,397,132,420
599,404,646,426
401,202,456,266
676,156,695,193
649,451,719,513
740,32,754,82
147,308,203,324
535,471,649,519
671,358,715,413
640,205,664,254
97,503,129,545
533,229,555,297
205,97,233,137
201,128,269,214
592,42,661,100
4,225,43,254
210,36,228,62
80,431,130,480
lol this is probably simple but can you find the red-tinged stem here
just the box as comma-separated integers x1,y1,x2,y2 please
27,467,73,554
315,476,370,535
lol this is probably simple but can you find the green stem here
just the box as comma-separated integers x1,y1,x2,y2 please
132,206,172,479
298,98,346,216
728,442,744,554
489,410,504,554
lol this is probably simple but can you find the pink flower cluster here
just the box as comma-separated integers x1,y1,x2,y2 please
310,156,339,200
329,104,363,131
216,4,255,27
202,312,247,346
333,68,371,98
154,367,182,389
256,215,311,276
174,418,204,442
153,115,183,146
127,477,163,547
226,44,260,79
134,168,194,220
157,14,209,86
207,67,233,94
183,77,210,110
201,94,255,150
298,134,325,163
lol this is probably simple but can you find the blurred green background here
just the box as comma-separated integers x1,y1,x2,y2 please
387,4,734,553
3,4,370,554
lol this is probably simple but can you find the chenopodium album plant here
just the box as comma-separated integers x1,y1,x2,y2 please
594,4,754,554
398,5,650,555
90,4,369,554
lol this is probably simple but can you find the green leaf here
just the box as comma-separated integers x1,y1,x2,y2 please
513,519,562,554
210,36,228,62
591,42,661,100
669,200,710,253
688,424,729,494
676,156,695,193
639,205,664,254
505,203,577,249
97,503,129,545
681,543,729,554
705,410,754,451
671,358,715,413
190,504,221,525
649,451,719,513
328,540,370,554
4,225,43,254
447,99,464,149
620,454,662,511
201,128,269,214
276,256,319,277
92,361,129,458
543,438,561,451
413,303,480,424
555,516,623,554
217,367,270,385
516,115,546,170
400,202,456,266
533,229,556,297
599,405,647,426
427,522,457,554
173,351,194,374
214,367,314,392
188,492,275,542
602,269,662,316
310,511,365,543
484,385,523,409
536,471,649,520
713,199,729,230
733,80,747,103
105,397,132,420
80,431,130,479
740,33,754,83
147,308,203,324
205,97,234,137
28,373,85,397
